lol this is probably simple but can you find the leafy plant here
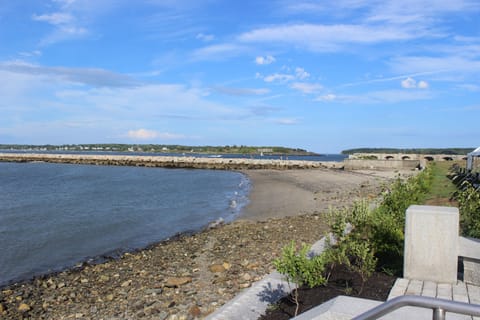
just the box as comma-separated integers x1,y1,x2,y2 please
273,241,327,316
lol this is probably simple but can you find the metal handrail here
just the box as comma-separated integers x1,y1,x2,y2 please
352,295,480,320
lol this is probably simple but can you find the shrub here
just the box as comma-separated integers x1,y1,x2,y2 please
456,185,480,238
273,241,327,316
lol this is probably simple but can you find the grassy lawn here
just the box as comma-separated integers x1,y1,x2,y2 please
423,161,461,206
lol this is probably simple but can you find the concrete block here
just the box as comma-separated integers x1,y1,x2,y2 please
404,205,459,284
437,283,452,300
422,281,437,297
468,284,480,304
453,282,469,303
405,279,423,295
388,278,409,300
464,258,480,286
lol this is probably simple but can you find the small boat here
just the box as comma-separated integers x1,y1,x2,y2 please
208,154,222,158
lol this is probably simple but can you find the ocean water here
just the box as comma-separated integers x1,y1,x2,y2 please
0,162,250,287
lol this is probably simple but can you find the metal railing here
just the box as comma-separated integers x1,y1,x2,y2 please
352,295,480,320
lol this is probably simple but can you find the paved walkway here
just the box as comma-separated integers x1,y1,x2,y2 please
387,278,480,320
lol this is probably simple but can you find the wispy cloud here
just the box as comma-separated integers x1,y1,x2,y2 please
238,23,417,52
263,73,295,83
196,33,215,42
190,43,249,61
31,1,89,45
255,55,276,65
126,129,185,141
290,82,323,94
316,89,433,104
0,60,138,88
273,118,300,125
213,86,270,96
32,12,74,25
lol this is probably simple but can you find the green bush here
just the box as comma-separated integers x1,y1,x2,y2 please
457,185,480,238
273,241,327,288
273,241,328,316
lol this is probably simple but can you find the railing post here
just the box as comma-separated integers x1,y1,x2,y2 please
432,307,445,320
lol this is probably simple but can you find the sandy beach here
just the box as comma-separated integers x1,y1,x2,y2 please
240,168,405,220
0,167,409,319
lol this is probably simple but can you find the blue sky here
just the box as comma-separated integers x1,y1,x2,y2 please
0,0,479,153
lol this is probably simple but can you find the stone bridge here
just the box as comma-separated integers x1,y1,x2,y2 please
350,153,467,162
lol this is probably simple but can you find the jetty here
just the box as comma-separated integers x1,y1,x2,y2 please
0,153,340,170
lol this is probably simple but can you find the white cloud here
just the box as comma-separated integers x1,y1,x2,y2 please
418,80,429,89
316,94,337,101
273,118,300,125
191,43,248,61
213,86,270,96
401,77,417,89
32,12,73,25
238,23,416,52
262,66,312,84
390,55,480,76
127,129,159,140
295,67,310,80
255,55,276,65
196,33,215,42
290,82,322,94
127,129,185,140
263,73,295,83
401,77,429,89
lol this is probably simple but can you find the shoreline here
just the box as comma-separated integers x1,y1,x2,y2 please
0,167,410,319
238,168,407,221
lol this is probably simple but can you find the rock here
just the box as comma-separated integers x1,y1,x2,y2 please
242,273,252,281
165,277,192,287
189,305,201,317
145,288,163,295
209,264,225,273
121,280,132,287
106,294,114,301
99,275,110,282
222,262,231,270
18,303,30,312
0,303,4,313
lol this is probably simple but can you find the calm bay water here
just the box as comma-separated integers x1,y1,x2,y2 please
0,162,250,287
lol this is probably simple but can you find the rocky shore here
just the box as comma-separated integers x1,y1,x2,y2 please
0,153,339,170
0,168,406,320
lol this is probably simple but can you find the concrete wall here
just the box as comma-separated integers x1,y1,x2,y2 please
404,205,459,284
343,159,420,170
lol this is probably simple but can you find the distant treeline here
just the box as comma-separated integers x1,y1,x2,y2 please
0,144,316,155
342,148,475,155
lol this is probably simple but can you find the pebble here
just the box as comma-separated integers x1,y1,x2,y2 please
165,277,192,288
18,303,30,312
209,264,226,273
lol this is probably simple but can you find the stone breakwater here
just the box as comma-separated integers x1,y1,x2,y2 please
0,153,341,170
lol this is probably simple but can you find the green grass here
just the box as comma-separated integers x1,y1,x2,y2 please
422,161,459,205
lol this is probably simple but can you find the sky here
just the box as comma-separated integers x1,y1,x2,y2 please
0,0,479,153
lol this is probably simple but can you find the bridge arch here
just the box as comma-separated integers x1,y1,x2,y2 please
442,156,454,161
402,156,411,160
424,156,434,161
385,155,395,160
